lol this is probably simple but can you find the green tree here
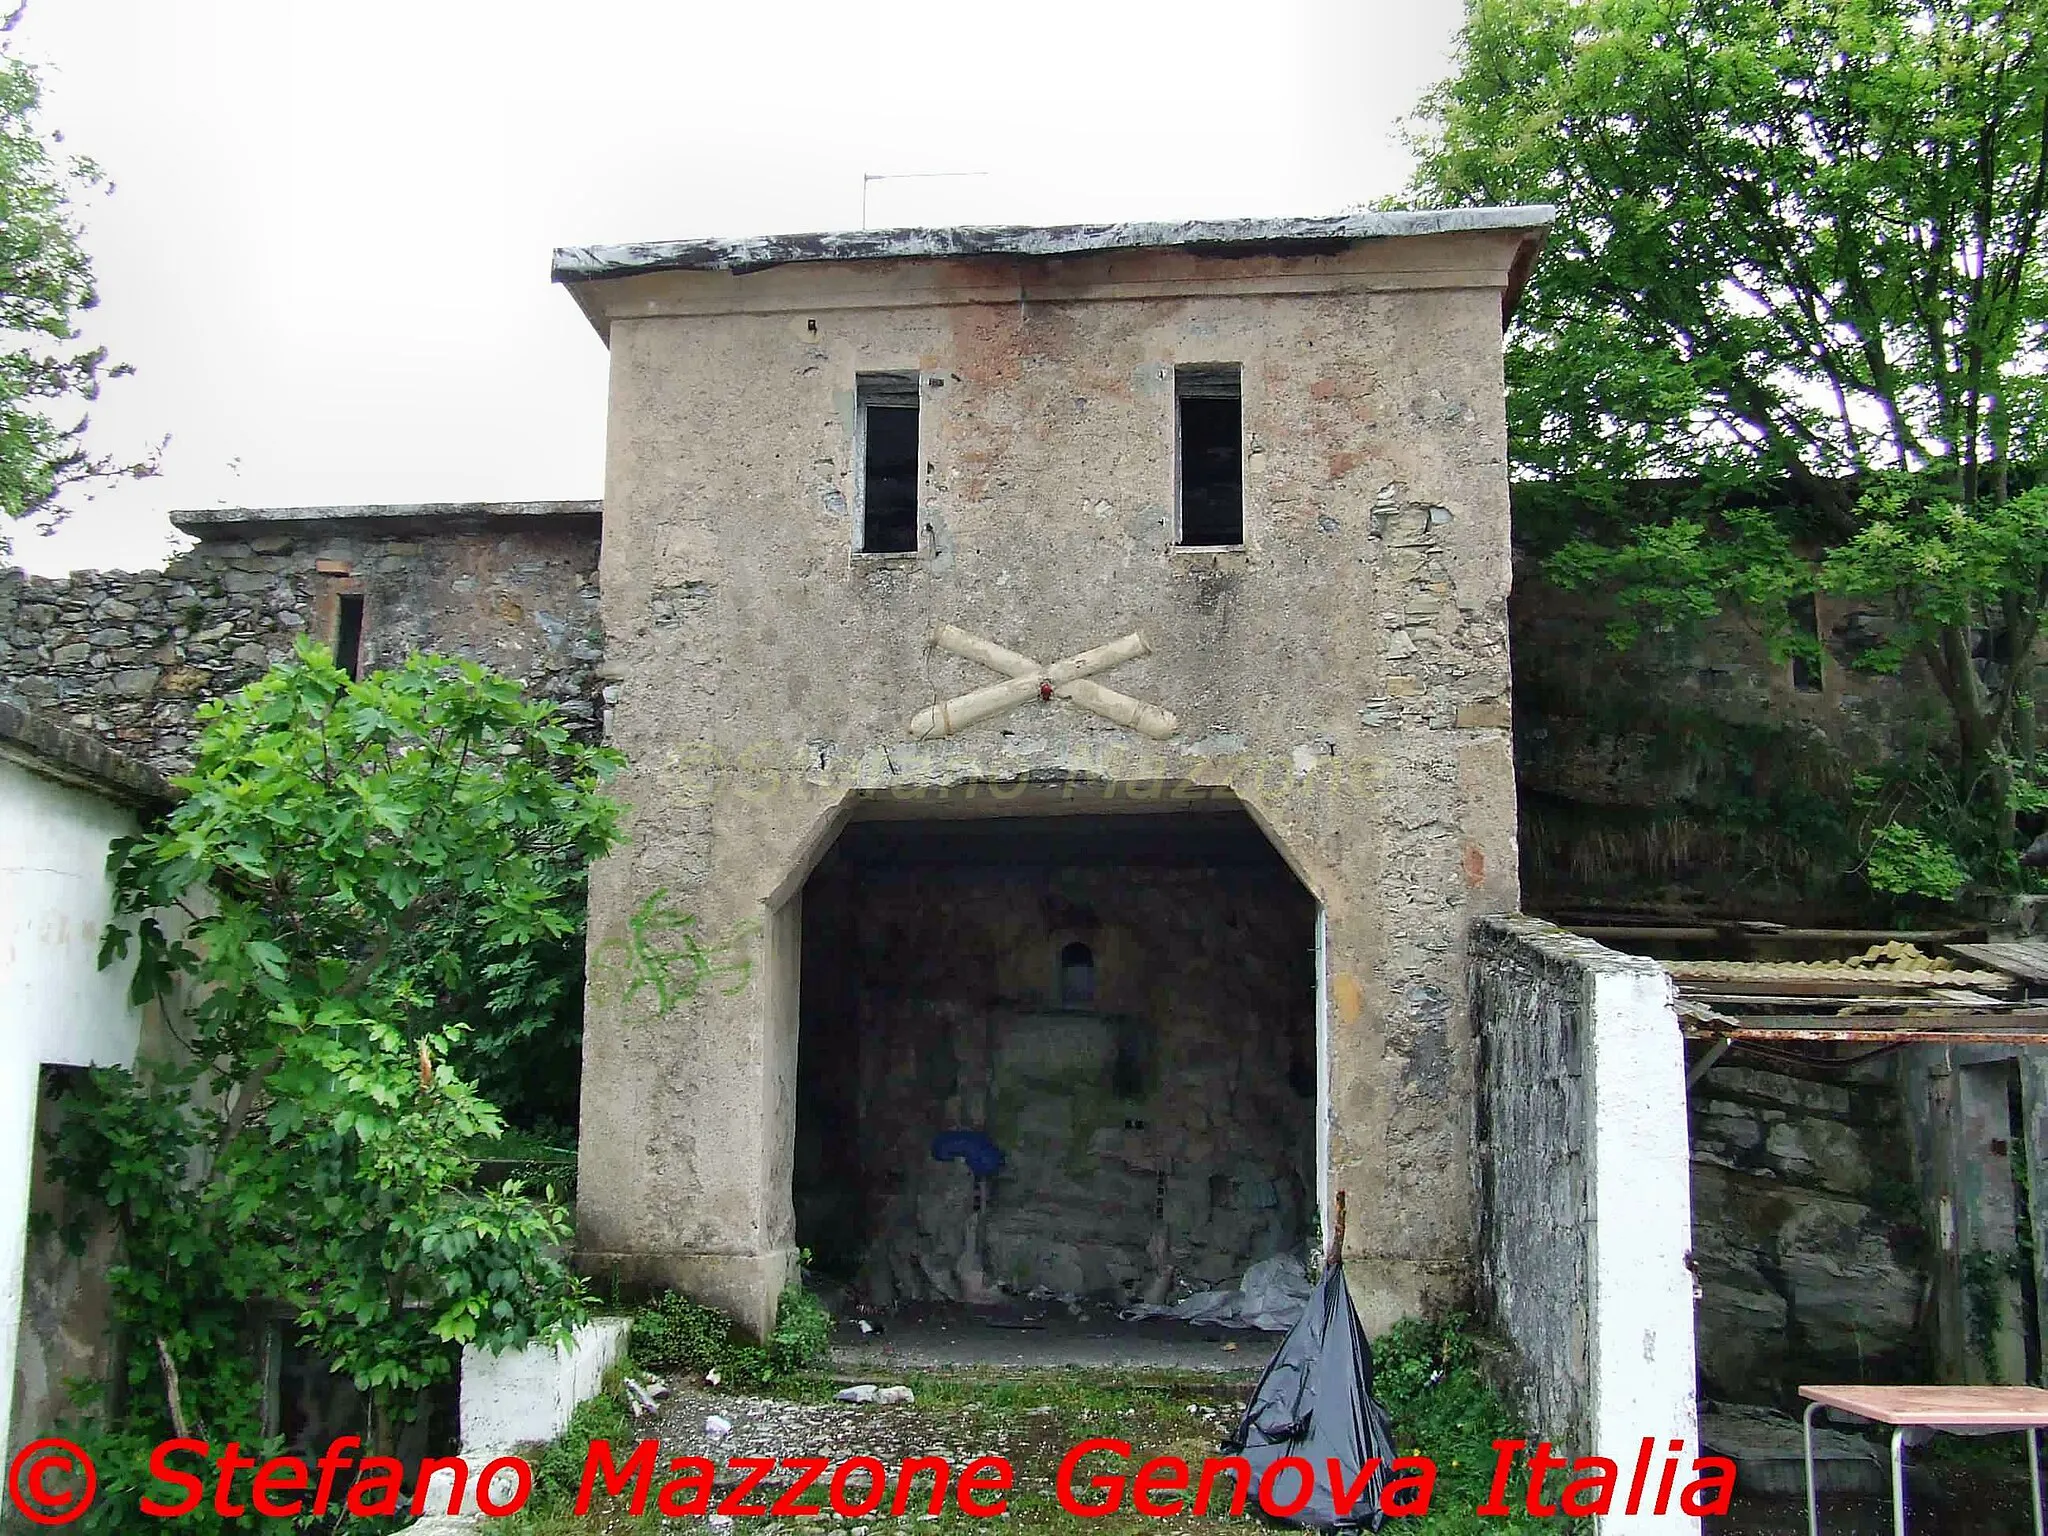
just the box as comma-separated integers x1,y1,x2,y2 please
48,640,622,1465
1411,0,2048,885
0,24,155,541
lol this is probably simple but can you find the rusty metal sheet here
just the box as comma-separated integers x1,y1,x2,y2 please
1682,1008,2048,1044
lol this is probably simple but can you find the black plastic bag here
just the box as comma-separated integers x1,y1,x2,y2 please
1222,1197,1399,1530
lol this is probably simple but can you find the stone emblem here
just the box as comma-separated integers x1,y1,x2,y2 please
908,624,1179,741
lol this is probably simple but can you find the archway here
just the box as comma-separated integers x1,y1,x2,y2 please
789,791,1321,1308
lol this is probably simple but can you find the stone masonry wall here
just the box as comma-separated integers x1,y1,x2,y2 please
0,504,605,774
1512,543,1947,918
1471,916,1594,1445
1689,1052,1931,1406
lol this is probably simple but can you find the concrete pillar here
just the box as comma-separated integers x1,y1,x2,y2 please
1471,918,1699,1534
2021,1053,2048,1376
1586,963,1700,1536
1952,1060,2029,1382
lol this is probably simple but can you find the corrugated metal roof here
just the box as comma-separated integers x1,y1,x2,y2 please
1663,960,2012,988
1945,939,2048,985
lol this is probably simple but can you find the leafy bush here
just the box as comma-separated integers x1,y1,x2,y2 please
56,640,622,1456
31,1407,279,1533
1373,1315,1580,1531
630,1286,831,1386
1866,822,1971,900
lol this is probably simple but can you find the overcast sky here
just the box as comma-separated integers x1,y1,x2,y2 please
9,0,1464,576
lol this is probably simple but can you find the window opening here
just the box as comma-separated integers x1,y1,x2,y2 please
1176,364,1243,546
334,593,365,681
1786,593,1823,693
858,372,919,553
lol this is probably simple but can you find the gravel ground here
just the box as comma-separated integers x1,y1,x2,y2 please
647,1384,1025,1475
542,1369,1258,1533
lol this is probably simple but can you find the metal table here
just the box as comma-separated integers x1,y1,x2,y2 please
1800,1384,2048,1535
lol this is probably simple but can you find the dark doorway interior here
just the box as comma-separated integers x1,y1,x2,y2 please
794,802,1316,1308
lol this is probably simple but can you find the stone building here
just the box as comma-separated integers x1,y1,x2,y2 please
0,203,1928,1402
549,210,1553,1335
0,211,1724,1461
0,501,605,775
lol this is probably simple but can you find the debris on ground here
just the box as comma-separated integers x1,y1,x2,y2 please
835,1382,915,1404
623,1376,668,1417
1120,1252,1312,1332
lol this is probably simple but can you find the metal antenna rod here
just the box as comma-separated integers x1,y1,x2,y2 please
861,170,990,229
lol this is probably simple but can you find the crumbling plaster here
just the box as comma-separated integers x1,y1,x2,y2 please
568,227,1539,1336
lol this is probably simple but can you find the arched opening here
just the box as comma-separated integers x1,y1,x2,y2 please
791,791,1319,1309
1057,941,1096,1007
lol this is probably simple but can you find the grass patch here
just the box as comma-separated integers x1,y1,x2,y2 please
496,1316,1586,1533
630,1285,832,1388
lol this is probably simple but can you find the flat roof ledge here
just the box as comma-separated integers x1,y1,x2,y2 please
550,206,1556,285
169,500,604,540
0,693,174,809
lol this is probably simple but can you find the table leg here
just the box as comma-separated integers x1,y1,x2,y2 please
1891,1427,1909,1536
2031,1427,2043,1536
1804,1401,1822,1536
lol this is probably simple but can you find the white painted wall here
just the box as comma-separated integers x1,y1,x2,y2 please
1585,962,1700,1535
458,1317,631,1456
1,754,155,1455
1473,917,1699,1535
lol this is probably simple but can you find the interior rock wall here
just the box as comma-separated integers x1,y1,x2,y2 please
796,839,1315,1307
1689,1053,1930,1406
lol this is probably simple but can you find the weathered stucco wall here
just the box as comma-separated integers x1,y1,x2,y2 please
1471,915,1698,1528
0,503,605,773
572,229,1533,1335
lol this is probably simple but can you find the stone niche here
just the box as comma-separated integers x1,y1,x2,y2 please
793,805,1316,1307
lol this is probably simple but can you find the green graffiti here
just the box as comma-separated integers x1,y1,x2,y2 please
600,888,759,1014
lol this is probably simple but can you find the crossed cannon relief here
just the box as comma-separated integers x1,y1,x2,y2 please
908,623,1179,741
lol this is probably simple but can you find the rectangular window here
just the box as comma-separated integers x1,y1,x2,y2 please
1786,593,1823,693
334,592,365,681
1176,365,1243,547
857,372,919,554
